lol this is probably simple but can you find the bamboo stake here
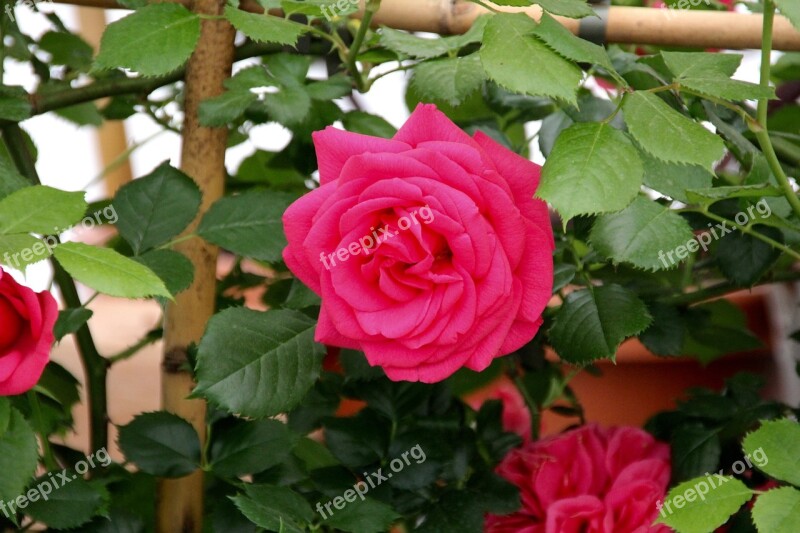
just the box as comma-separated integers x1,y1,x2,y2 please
76,8,133,196
49,0,800,50
158,0,235,531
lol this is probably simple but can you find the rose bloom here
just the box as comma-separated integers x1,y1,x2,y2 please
464,376,533,442
0,268,58,395
282,104,554,382
487,424,672,533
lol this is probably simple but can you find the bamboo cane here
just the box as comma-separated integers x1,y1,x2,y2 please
158,0,235,531
76,8,134,196
49,0,800,50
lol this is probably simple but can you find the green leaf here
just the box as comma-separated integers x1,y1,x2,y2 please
639,303,686,356
197,190,295,263
671,425,721,481
283,279,321,310
774,0,800,32
531,13,614,73
685,184,784,205
537,122,643,222
0,398,9,437
742,418,800,487
683,300,762,364
224,7,308,45
623,91,726,170
0,234,52,270
210,419,297,478
342,111,397,138
53,242,171,299
0,157,28,201
194,308,325,418
322,498,401,533
641,151,714,203
480,13,582,105
716,226,782,286
231,484,314,533
0,408,38,502
262,89,311,126
118,412,201,478
95,4,201,76
25,478,109,530
549,284,652,363
411,54,485,106
590,196,694,271
379,16,488,59
112,162,202,255
0,86,32,121
53,308,93,342
661,51,775,101
657,476,752,533
534,0,596,18
133,249,194,297
751,487,800,533
0,185,87,235
199,90,258,127
306,76,352,101
39,31,94,70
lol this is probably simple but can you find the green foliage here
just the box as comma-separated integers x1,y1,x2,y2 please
113,162,202,255
0,185,86,235
224,7,308,46
549,284,652,363
751,487,800,533
657,476,753,533
742,418,800,487
589,196,695,271
53,242,171,299
53,308,94,342
95,4,201,76
194,308,325,418
197,189,295,263
662,51,775,101
0,408,38,503
118,412,201,478
480,13,582,104
231,484,315,533
623,91,726,170
537,122,643,222
24,478,110,530
411,54,486,106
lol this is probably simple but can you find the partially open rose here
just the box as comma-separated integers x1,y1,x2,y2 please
486,424,672,532
0,268,57,396
282,104,553,382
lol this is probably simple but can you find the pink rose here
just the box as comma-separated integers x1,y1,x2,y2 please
487,424,672,533
465,377,534,442
282,104,554,383
0,268,57,396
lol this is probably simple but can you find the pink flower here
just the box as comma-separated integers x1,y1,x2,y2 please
465,377,533,441
282,104,554,383
0,268,57,396
487,424,672,533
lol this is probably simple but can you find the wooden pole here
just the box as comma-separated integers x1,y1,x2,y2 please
50,0,800,50
158,0,235,531
76,8,133,196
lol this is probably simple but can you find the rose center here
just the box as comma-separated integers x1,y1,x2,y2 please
0,296,24,351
